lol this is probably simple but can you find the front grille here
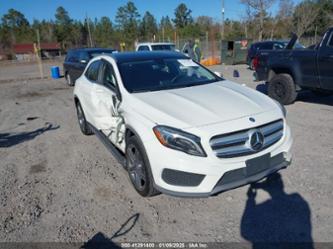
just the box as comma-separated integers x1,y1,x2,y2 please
210,119,284,158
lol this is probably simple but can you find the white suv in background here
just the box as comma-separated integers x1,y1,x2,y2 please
136,42,176,52
73,51,292,197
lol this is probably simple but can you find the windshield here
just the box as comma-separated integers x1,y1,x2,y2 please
151,44,175,51
118,58,222,93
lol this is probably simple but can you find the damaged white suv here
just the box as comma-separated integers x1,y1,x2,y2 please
73,51,292,197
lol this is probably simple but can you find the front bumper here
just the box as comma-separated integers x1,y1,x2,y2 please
154,153,290,197
144,123,293,197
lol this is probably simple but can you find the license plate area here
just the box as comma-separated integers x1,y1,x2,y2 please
246,153,271,176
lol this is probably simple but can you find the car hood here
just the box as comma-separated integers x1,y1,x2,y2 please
130,80,278,129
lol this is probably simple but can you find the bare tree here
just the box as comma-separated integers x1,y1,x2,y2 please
240,0,275,41
277,0,294,18
273,0,294,39
294,1,320,38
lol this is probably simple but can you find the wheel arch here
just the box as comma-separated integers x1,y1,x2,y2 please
268,68,294,81
125,125,141,143
74,95,79,105
268,67,301,91
125,124,160,196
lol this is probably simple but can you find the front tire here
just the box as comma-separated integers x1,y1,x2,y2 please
126,136,159,197
268,74,297,105
75,101,93,136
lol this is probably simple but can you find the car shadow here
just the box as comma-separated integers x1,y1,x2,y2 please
81,213,140,249
297,91,333,106
0,123,60,148
256,83,333,106
240,173,313,249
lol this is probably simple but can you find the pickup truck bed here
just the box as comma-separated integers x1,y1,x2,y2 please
254,28,333,105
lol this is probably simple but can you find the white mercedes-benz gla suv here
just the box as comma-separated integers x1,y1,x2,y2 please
73,51,292,197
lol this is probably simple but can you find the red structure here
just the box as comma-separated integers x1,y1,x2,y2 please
13,42,61,60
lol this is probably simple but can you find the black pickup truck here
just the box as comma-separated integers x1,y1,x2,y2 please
254,28,333,105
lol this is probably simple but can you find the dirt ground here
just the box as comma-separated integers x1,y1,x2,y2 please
0,62,332,245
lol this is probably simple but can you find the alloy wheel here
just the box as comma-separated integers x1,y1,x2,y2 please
127,144,147,191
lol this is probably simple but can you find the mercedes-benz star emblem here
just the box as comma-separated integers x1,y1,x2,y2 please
250,131,264,151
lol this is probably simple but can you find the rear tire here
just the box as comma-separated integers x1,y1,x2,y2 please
268,74,297,105
126,136,159,197
66,73,74,86
75,101,93,136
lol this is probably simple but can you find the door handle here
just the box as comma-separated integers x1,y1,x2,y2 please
95,89,104,93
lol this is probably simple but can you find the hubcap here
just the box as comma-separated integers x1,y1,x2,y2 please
127,144,146,191
275,82,285,98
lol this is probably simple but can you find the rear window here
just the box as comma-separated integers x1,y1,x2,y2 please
66,51,78,62
273,43,285,50
259,43,273,50
138,46,150,51
151,45,175,51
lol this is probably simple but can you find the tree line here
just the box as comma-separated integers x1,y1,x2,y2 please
0,0,332,54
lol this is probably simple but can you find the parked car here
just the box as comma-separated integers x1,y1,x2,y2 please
136,42,176,52
247,41,304,70
73,51,292,197
254,28,333,105
63,48,116,86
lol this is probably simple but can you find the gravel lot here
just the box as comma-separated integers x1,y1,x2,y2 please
0,62,332,245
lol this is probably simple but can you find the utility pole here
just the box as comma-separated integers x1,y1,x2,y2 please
221,0,225,40
86,13,93,47
35,29,44,78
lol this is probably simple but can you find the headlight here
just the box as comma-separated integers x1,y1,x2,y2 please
153,126,207,157
274,100,287,117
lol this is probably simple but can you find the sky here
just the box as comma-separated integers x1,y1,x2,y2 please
0,0,302,23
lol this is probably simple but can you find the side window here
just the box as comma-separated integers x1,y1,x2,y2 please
101,61,117,89
85,60,102,82
138,46,150,51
